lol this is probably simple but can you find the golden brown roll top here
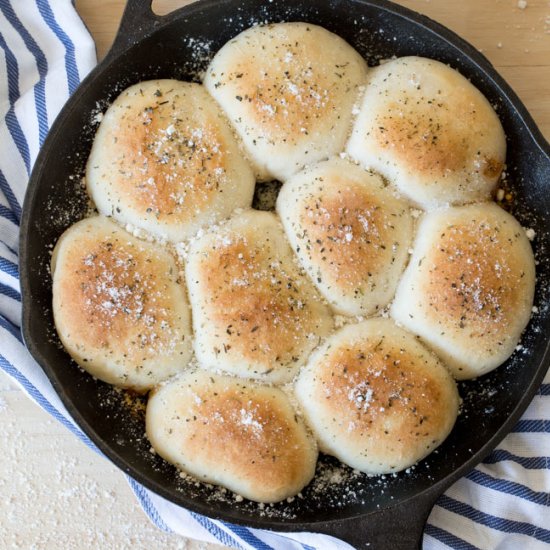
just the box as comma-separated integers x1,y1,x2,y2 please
51,216,192,391
346,57,506,208
391,203,535,379
185,210,333,384
204,22,368,181
146,369,318,503
277,157,413,316
295,318,459,474
86,80,255,242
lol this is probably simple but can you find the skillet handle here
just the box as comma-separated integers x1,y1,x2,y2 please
313,486,441,550
106,0,160,59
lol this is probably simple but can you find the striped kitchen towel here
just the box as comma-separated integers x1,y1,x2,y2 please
0,1,549,549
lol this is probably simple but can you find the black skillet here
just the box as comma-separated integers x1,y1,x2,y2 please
19,0,550,548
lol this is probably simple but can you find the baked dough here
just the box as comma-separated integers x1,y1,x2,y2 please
277,157,413,316
87,80,255,242
346,57,506,208
204,22,367,181
391,203,535,379
185,210,333,384
295,318,459,474
146,369,318,503
51,216,192,391
54,23,535,501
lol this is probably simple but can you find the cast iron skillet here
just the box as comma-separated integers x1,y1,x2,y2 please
19,0,550,548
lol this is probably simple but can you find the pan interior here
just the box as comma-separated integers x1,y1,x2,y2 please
21,0,550,527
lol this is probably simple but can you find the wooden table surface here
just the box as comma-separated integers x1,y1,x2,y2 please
3,1,549,549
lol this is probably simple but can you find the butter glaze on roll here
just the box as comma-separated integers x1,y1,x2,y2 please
391,203,535,379
146,369,318,503
346,57,506,208
51,216,192,391
185,210,333,384
295,318,459,474
87,80,255,242
204,22,368,182
277,157,413,316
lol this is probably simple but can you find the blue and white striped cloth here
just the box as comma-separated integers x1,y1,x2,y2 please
0,1,549,548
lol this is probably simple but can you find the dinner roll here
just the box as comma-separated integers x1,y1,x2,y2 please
204,22,367,182
87,80,255,242
51,216,192,391
146,369,318,503
277,157,413,316
346,57,506,208
295,318,458,474
185,210,333,384
391,203,535,379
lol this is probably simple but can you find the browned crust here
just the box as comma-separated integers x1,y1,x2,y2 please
421,217,528,340
207,23,365,144
374,99,502,181
193,234,321,368
314,339,453,456
173,381,313,494
54,222,185,362
90,83,242,227
297,180,400,290
375,101,468,174
106,113,230,221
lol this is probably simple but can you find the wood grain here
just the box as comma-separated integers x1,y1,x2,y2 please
75,0,550,141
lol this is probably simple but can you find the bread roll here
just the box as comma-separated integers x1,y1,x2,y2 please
295,318,459,474
204,22,367,182
51,216,192,391
146,369,318,503
277,157,413,316
391,203,535,379
87,80,255,242
346,57,506,208
185,210,333,384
